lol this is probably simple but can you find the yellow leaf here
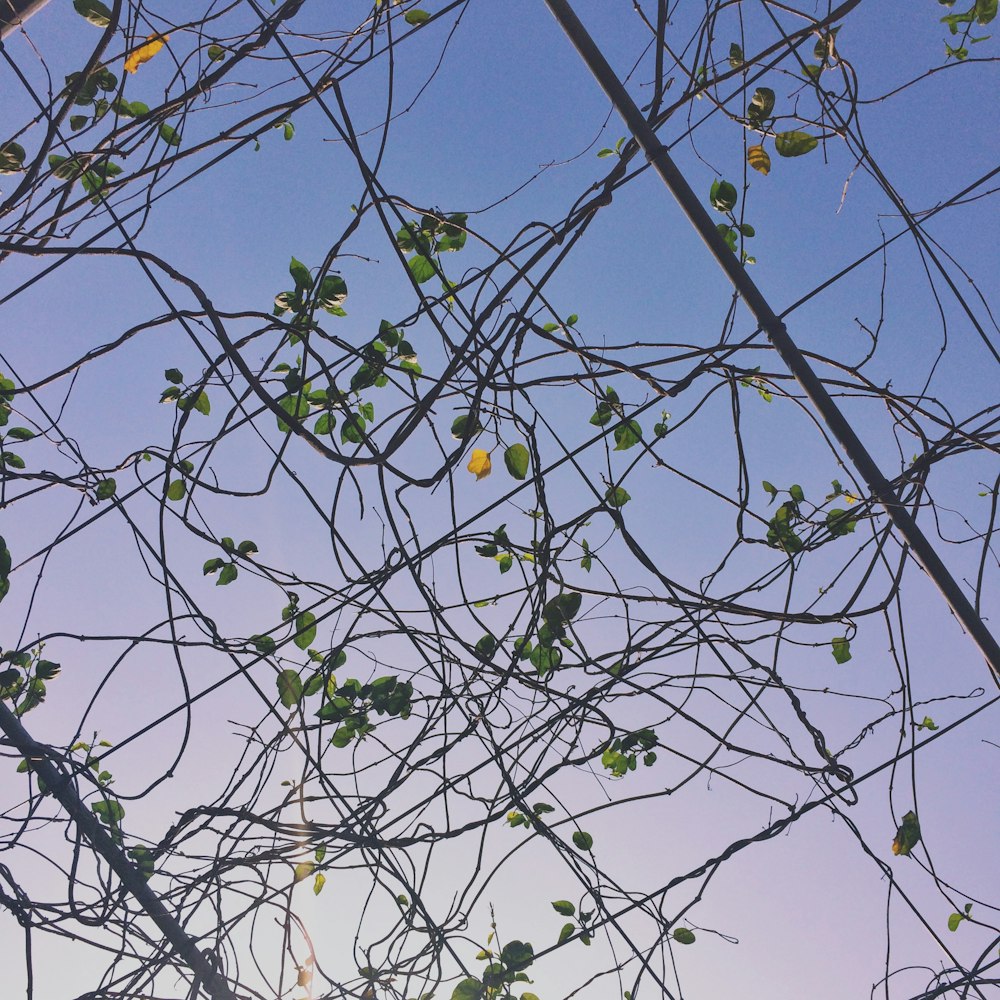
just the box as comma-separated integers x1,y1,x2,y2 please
124,33,169,74
293,860,314,882
747,144,771,175
467,449,491,480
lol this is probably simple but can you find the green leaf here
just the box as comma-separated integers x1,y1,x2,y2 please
91,798,125,827
96,478,116,500
504,443,530,480
378,320,400,347
408,254,436,283
35,660,60,680
289,257,313,291
552,900,576,916
73,0,112,28
892,810,921,857
572,831,593,851
977,0,998,24
330,723,354,748
474,634,496,661
277,669,303,708
830,637,851,664
158,123,181,147
500,940,534,972
789,484,804,502
747,87,775,122
251,634,276,656
916,715,939,731
437,221,467,252
405,8,431,25
557,922,575,945
313,872,326,895
826,508,856,537
340,412,366,444
948,911,966,932
207,43,226,61
716,223,737,252
128,845,154,880
590,403,614,426
543,592,582,625
0,142,26,174
277,394,310,433
166,479,186,501
613,419,642,451
0,535,10,603
672,928,696,945
530,645,562,676
451,978,483,1000
762,480,777,502
710,179,738,212
164,368,183,384
48,154,83,180
70,115,88,131
113,98,149,118
774,131,818,157
294,611,317,650
729,42,744,68
451,412,483,439
317,274,348,312
294,861,314,883
604,486,631,508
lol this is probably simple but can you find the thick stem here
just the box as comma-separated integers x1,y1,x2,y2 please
0,0,53,39
542,0,1000,681
0,701,238,1000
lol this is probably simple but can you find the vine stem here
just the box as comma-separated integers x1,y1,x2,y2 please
542,0,1000,682
0,701,239,1000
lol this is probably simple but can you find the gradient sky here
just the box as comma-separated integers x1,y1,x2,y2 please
1,3,999,1000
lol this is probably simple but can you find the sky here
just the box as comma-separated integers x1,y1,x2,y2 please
1,2,999,1000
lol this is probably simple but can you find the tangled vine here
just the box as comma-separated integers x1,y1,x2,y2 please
1,2,999,999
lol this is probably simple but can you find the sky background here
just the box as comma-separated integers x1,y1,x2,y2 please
1,2,999,999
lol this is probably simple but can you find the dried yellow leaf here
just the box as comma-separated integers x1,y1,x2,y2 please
467,449,491,480
124,33,169,74
747,144,771,175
